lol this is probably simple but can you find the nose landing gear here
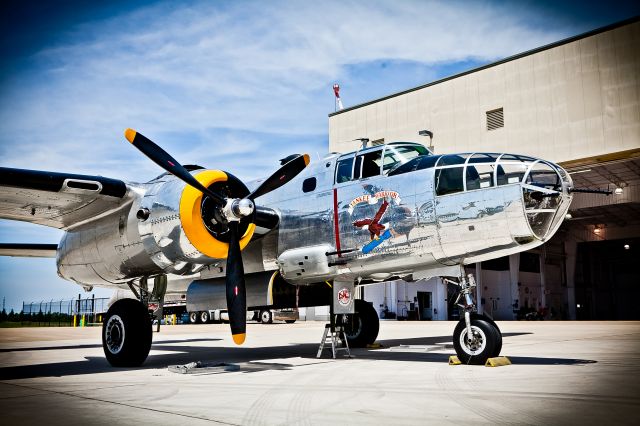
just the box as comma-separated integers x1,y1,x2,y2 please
447,273,502,364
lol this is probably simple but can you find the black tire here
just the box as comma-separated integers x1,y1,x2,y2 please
285,319,296,324
453,318,497,365
260,310,273,324
470,313,502,357
200,311,210,324
489,322,502,358
102,298,152,367
189,312,199,324
340,299,379,347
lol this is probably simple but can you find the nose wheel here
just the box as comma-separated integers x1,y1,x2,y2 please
448,273,503,364
453,317,501,364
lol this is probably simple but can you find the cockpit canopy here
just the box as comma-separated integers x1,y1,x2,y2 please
388,152,569,196
335,142,430,184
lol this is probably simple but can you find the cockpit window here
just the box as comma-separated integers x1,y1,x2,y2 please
335,144,430,183
497,154,529,185
525,162,561,190
466,164,496,190
437,154,468,167
358,150,383,179
435,167,464,196
383,145,430,173
469,153,499,163
388,155,441,176
335,157,354,183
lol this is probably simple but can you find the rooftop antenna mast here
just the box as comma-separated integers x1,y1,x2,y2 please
333,83,344,112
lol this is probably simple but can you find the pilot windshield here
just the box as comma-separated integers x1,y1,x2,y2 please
383,144,430,173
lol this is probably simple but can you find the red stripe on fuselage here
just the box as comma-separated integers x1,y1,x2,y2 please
333,188,341,257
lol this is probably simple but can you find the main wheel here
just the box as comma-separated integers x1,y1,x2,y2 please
200,311,210,324
453,318,497,365
102,298,152,367
340,299,379,347
285,319,296,324
189,312,199,324
260,310,273,324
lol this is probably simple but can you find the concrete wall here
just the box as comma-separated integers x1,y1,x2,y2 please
329,20,640,164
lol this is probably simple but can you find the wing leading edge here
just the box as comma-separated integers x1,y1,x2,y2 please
0,167,130,230
0,243,58,258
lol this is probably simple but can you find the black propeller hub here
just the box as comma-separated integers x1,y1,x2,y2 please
200,173,253,242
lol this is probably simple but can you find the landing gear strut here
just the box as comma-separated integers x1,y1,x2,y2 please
447,273,502,364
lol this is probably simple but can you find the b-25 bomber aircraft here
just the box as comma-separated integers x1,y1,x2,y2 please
0,129,576,366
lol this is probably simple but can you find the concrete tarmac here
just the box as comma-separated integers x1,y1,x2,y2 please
1,321,639,425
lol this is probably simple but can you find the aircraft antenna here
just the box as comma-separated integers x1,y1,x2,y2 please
353,137,369,149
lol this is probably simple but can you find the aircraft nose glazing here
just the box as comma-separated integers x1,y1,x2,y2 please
520,160,573,240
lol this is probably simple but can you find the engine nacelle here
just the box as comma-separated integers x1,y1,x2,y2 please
137,169,255,275
186,271,331,312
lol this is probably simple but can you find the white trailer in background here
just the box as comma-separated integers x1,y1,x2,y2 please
188,308,298,324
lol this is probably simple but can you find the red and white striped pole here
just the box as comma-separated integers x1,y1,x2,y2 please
333,83,343,111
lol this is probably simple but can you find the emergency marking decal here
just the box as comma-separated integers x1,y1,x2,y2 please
337,287,352,306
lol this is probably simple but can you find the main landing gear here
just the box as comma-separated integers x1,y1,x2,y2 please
448,274,502,364
102,298,152,367
337,299,379,347
102,276,165,367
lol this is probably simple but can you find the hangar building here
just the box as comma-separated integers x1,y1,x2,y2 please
325,18,640,321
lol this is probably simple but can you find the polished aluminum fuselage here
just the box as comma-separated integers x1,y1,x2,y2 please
56,148,572,292
265,151,572,284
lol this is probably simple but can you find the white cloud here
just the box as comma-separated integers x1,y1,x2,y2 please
0,0,573,181
0,0,593,311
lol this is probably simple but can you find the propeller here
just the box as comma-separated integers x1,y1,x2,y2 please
124,129,309,345
247,154,310,200
125,129,225,205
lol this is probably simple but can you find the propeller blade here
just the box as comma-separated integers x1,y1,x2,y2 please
248,154,310,200
225,220,247,344
124,129,225,205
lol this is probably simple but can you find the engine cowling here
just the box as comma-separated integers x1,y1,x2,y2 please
137,169,255,275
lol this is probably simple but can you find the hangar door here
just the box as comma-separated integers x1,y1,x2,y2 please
575,238,639,320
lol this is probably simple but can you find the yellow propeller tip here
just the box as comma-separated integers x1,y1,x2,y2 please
303,154,310,166
124,128,137,143
232,333,246,345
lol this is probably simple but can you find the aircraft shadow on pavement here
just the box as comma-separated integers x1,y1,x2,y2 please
0,338,222,353
0,331,596,380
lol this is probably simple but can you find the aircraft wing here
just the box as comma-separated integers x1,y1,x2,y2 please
0,167,130,230
0,243,58,258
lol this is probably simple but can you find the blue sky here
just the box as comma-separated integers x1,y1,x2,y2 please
1,0,638,312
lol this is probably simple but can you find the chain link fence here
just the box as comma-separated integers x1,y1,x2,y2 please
19,295,110,327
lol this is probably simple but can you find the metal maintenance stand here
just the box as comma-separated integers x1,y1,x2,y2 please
317,314,351,359
316,280,354,359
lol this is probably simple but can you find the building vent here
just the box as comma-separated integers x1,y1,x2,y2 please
486,108,504,131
